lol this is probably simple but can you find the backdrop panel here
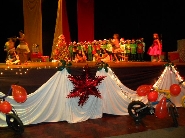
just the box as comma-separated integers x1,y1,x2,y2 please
23,0,42,53
51,0,71,58
77,0,94,42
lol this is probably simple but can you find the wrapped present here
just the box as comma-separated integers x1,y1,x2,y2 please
168,51,180,62
31,53,42,62
41,56,49,62
177,39,185,62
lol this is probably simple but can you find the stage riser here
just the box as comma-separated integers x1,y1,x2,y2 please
0,66,185,94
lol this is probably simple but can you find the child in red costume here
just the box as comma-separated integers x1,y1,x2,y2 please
147,33,162,62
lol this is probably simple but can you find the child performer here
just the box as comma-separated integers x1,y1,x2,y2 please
83,42,88,59
74,50,87,63
125,40,131,61
106,39,113,61
95,48,110,63
87,41,93,61
130,39,137,61
6,38,20,65
112,34,124,63
147,33,162,62
68,42,73,61
16,30,30,63
136,39,144,61
72,41,77,60
120,38,126,61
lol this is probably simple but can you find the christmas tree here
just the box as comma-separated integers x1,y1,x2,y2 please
52,34,69,61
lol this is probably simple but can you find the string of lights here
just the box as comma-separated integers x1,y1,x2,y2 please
108,67,143,102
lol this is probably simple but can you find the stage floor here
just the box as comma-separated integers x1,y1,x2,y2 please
1,108,185,138
0,61,185,69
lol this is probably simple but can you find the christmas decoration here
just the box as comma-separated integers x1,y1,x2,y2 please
136,85,153,96
147,90,158,102
164,61,174,67
67,65,106,106
0,101,12,114
170,84,181,96
58,60,72,73
12,85,27,103
52,34,69,61
155,97,168,118
96,61,109,72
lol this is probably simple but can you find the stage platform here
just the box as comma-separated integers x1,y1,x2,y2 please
0,61,185,94
0,61,185,69
1,61,185,138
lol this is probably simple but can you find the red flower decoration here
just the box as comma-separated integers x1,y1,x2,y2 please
67,65,106,106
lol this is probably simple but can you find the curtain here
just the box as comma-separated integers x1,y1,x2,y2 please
51,0,71,58
77,0,94,42
23,0,42,54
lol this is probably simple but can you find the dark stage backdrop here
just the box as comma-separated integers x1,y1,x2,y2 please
1,0,185,62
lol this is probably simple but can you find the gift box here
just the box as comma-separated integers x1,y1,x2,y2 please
31,53,42,62
168,51,180,62
41,56,49,62
177,39,185,62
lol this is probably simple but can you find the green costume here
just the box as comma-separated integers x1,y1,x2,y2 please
87,44,93,61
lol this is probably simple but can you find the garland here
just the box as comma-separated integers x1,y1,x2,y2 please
58,60,72,73
96,61,109,72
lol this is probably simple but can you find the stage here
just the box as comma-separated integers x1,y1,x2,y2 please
1,61,185,68
2,45,184,138
0,61,185,94
1,61,185,138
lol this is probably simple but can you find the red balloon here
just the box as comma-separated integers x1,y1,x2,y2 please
0,101,12,114
155,97,168,118
136,85,153,96
147,90,158,102
11,85,27,103
170,84,181,96
0,102,2,112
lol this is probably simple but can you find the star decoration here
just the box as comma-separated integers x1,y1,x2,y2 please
67,65,106,106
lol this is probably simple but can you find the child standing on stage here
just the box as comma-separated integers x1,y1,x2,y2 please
106,39,113,61
68,42,73,61
136,39,145,61
112,34,124,63
120,38,126,61
125,40,131,61
130,39,137,61
87,42,93,61
147,33,162,62
72,41,77,60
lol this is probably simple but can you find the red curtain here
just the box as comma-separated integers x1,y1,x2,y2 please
77,0,94,42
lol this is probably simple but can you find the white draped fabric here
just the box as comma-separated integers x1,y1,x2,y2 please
0,67,144,127
153,66,185,107
0,66,184,127
97,68,146,115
